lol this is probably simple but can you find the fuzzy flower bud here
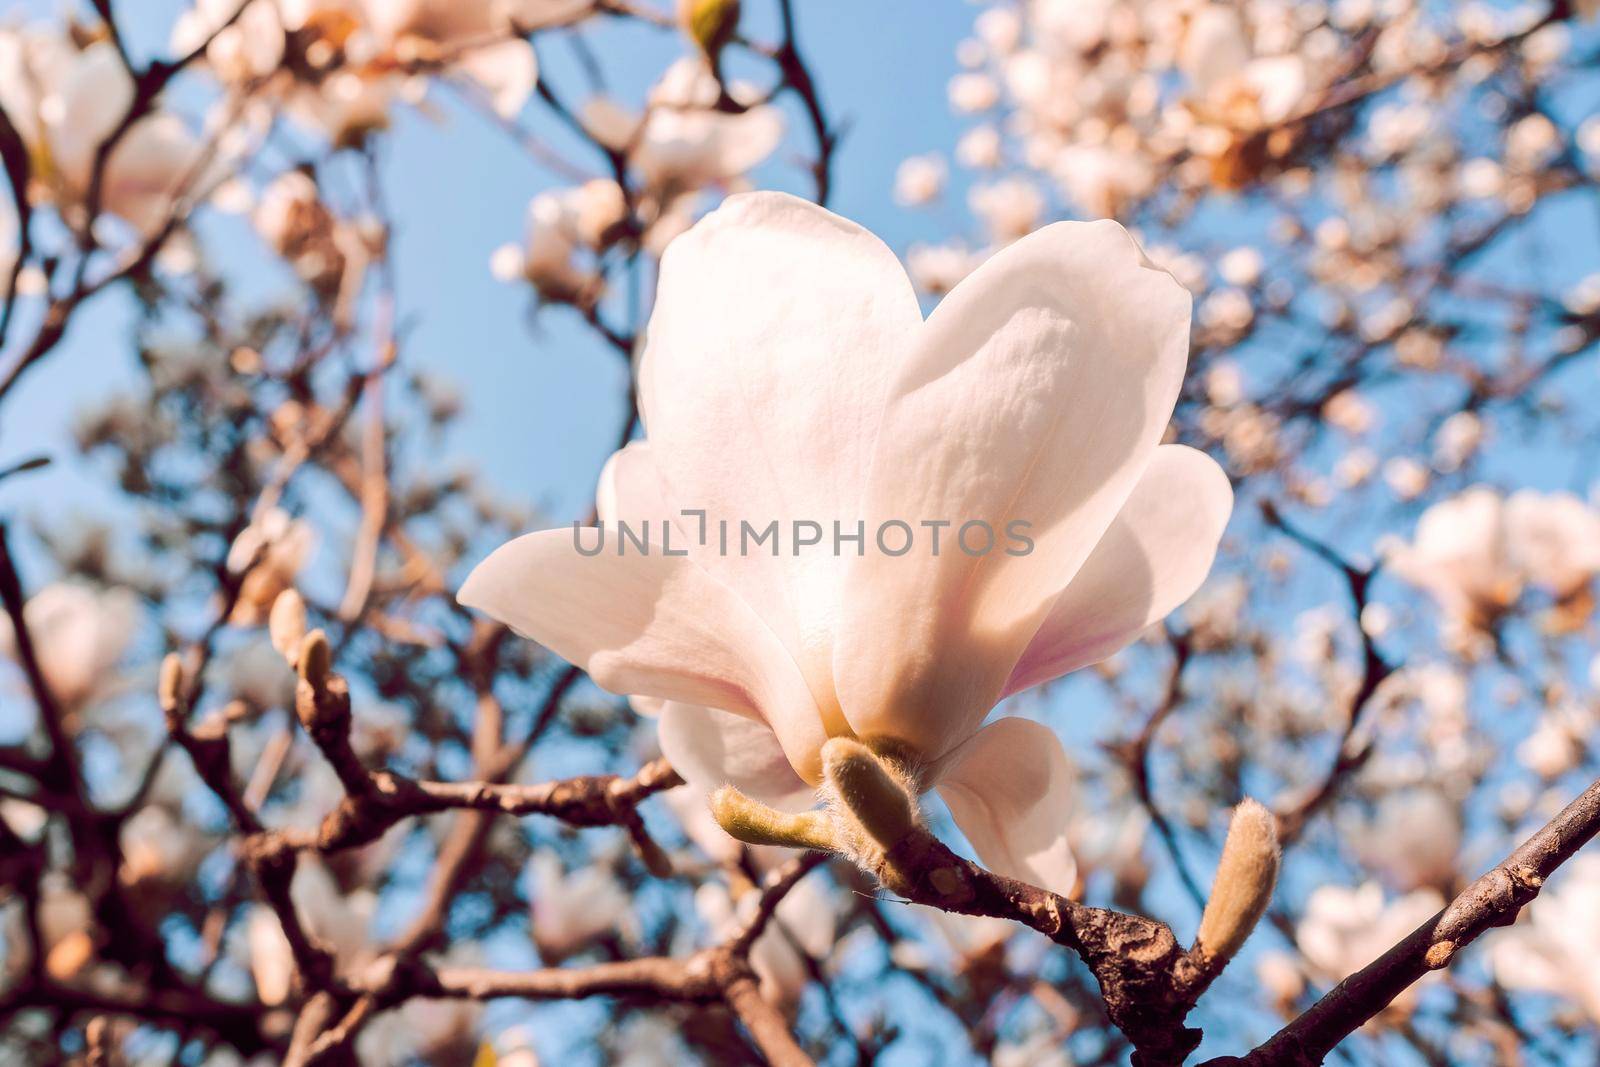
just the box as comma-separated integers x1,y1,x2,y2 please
1194,798,1280,968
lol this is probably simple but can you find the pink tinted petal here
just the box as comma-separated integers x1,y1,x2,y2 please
658,701,815,812
458,40,536,118
836,220,1191,759
935,717,1077,898
1005,445,1232,695
638,191,923,734
458,530,827,781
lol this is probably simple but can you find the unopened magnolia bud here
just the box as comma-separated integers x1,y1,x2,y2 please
157,653,185,717
676,0,740,66
710,786,836,852
298,628,331,688
821,737,918,852
1194,798,1280,968
269,589,307,667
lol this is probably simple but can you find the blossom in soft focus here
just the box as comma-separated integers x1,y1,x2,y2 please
461,191,1231,895
1384,487,1520,649
1489,854,1600,1025
1296,882,1444,1013
245,856,375,1006
254,169,377,325
227,507,317,625
586,58,783,229
1353,788,1461,892
1503,489,1600,603
491,179,628,307
904,240,983,296
527,851,631,963
364,0,537,118
178,0,569,146
1386,486,1600,648
0,25,205,233
0,582,138,713
893,153,947,206
694,874,835,1008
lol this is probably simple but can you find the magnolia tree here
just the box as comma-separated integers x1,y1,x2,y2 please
2,0,1600,1064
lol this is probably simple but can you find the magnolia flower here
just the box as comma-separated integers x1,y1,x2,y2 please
246,857,376,1005
227,507,316,625
364,0,537,118
898,903,1013,974
1385,487,1519,644
171,0,288,86
694,873,835,1008
34,874,96,981
588,58,783,208
1353,788,1461,892
527,851,631,963
1182,4,1307,118
1503,489,1600,601
1388,487,1600,645
904,240,983,296
1297,883,1444,1013
1489,853,1600,1024
119,804,207,893
491,179,628,306
893,153,947,206
0,26,204,233
968,176,1045,243
1049,143,1155,221
0,582,138,713
461,192,1231,895
255,170,375,324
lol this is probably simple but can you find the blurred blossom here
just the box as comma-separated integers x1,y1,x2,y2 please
967,176,1045,242
527,851,631,963
254,170,377,326
1504,489,1600,603
630,58,783,200
694,874,836,1009
1382,457,1430,501
1257,951,1306,1011
1383,487,1517,651
33,874,97,982
493,179,628,307
1217,246,1264,288
948,72,1000,113
1516,704,1589,780
1322,390,1375,436
1353,788,1461,892
993,1031,1075,1067
0,582,138,714
1204,359,1245,406
0,25,206,233
1297,882,1445,1013
227,507,316,625
905,241,983,295
893,153,947,207
1489,854,1600,1025
1431,412,1483,473
956,124,1003,169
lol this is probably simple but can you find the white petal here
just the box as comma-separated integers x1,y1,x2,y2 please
835,220,1191,759
458,40,536,119
637,191,923,736
934,718,1077,897
1005,445,1231,695
658,701,814,812
458,529,827,780
596,441,671,527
